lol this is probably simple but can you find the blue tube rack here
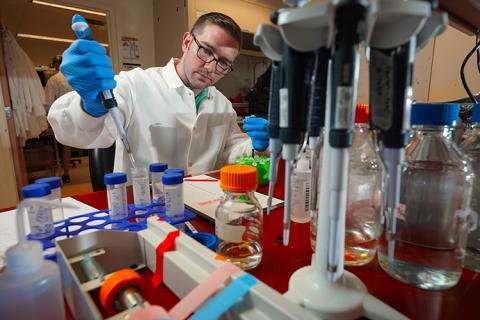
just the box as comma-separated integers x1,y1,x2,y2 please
28,204,196,254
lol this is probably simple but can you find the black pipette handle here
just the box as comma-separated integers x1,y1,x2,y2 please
329,1,365,148
369,42,414,149
279,45,315,145
99,90,118,109
268,62,281,139
308,47,330,138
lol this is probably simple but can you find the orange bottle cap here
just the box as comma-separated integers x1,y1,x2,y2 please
355,104,370,124
220,164,257,193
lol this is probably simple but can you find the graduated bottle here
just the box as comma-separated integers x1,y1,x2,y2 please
215,165,263,270
460,103,480,272
345,104,384,265
378,103,473,290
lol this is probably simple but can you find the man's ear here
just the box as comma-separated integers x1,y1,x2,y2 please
182,32,192,53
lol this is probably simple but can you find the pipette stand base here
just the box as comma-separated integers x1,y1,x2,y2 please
285,265,407,320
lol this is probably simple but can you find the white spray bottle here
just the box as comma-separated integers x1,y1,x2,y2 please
0,198,77,319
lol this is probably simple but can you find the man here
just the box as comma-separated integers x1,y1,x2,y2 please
44,55,73,183
48,12,268,176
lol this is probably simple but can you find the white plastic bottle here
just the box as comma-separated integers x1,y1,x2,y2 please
0,198,66,319
0,241,65,319
291,152,311,223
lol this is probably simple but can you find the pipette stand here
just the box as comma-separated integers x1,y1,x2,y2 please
253,1,446,319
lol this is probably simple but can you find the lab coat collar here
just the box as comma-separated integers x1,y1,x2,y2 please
164,58,186,89
165,59,212,99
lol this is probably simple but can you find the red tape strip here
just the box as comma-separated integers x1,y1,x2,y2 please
150,230,180,288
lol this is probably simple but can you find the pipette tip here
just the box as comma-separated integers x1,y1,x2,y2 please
283,227,290,246
266,183,274,216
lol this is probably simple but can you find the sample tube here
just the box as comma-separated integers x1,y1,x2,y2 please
149,163,168,207
35,176,64,222
21,183,54,239
163,173,185,226
104,173,129,224
131,167,151,217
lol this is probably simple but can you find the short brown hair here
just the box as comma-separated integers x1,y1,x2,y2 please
191,12,242,47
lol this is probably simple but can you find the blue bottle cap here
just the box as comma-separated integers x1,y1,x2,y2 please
472,104,480,123
104,172,127,185
149,163,168,173
21,183,51,198
164,168,185,177
162,173,183,185
190,232,219,251
35,176,61,189
411,103,460,126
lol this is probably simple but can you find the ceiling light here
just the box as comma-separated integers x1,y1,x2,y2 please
17,33,108,47
31,0,107,17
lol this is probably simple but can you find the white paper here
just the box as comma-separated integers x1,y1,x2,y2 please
184,175,284,221
0,197,99,254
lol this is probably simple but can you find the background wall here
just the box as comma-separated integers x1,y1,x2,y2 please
190,0,280,33
428,26,479,102
355,25,478,104
46,0,156,72
0,0,156,72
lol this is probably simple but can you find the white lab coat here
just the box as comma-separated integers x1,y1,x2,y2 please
2,28,47,144
47,58,252,175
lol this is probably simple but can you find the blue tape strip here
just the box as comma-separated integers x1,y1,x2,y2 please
190,274,258,320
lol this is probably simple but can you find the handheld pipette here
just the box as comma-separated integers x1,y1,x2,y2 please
368,0,443,261
71,14,136,169
266,61,281,215
369,40,415,262
326,0,365,281
307,47,329,219
280,44,315,245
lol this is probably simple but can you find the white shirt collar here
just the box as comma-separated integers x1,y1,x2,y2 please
164,58,186,89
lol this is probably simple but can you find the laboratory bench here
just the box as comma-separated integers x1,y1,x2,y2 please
2,163,479,320
67,161,480,320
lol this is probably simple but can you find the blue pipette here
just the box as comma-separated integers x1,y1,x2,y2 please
71,14,136,168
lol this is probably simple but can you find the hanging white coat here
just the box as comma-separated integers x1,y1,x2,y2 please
47,59,252,175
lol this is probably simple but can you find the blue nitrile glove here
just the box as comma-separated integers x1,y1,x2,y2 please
60,14,116,117
243,117,269,152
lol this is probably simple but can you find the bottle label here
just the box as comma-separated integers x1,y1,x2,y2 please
304,180,310,212
133,176,151,208
215,222,246,243
165,187,184,218
108,187,128,219
27,205,54,236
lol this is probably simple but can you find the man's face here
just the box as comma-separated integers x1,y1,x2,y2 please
181,23,239,90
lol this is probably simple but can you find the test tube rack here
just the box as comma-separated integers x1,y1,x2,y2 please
29,204,196,258
56,218,318,320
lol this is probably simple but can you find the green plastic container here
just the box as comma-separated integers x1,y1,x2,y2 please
235,155,270,186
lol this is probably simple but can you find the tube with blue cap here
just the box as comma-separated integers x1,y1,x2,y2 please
70,14,136,169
